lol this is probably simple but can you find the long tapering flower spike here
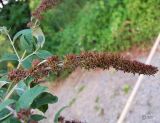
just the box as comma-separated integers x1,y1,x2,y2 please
8,52,158,83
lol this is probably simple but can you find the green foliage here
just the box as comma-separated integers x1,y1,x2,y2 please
0,99,15,112
36,50,53,59
30,114,46,121
31,92,58,109
16,85,47,111
0,0,31,36
0,53,18,62
40,0,160,55
0,26,59,122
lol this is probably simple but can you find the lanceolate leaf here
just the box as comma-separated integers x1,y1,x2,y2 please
0,77,9,88
36,50,53,59
30,114,46,121
16,85,47,111
13,29,32,42
0,81,9,88
31,92,58,109
37,104,48,113
0,99,15,112
13,29,34,52
1,115,21,123
32,27,45,48
0,53,18,62
16,81,27,96
20,35,33,52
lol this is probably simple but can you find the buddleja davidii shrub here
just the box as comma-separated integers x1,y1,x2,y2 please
0,22,59,122
0,0,158,123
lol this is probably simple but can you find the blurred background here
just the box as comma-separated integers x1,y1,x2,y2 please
0,0,160,123
0,0,160,55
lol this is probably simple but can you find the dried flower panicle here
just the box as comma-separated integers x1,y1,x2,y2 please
7,52,158,83
64,52,158,75
32,0,59,20
46,56,60,72
8,69,28,83
29,59,50,83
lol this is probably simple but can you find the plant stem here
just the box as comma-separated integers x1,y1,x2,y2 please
5,82,13,96
21,48,39,62
7,33,20,61
4,84,17,101
17,50,26,69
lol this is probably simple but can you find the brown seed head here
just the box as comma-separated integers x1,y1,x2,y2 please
8,69,28,83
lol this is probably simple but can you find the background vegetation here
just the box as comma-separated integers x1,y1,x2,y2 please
0,0,160,66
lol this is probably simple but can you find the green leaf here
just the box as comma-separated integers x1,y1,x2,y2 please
0,99,15,112
54,106,69,123
13,29,34,53
0,81,9,88
30,114,46,121
38,104,48,113
21,55,37,69
0,108,10,120
24,77,34,87
32,27,45,48
0,77,9,88
31,92,58,109
16,85,47,111
36,50,52,59
13,29,32,42
1,115,21,123
0,88,7,99
0,53,18,62
16,81,27,96
20,35,33,53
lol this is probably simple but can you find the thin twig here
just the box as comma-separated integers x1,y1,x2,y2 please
7,33,20,60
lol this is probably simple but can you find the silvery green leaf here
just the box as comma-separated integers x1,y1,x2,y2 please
32,27,45,48
16,85,47,112
0,99,15,112
0,27,8,34
0,81,9,88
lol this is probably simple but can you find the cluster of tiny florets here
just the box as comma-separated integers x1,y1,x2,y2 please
32,0,59,20
8,69,28,83
46,56,60,72
17,109,38,123
17,109,31,121
63,52,158,75
29,59,50,83
8,52,158,83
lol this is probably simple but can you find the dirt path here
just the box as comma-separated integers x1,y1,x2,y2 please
42,46,160,123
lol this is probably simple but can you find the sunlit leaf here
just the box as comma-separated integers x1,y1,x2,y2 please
36,50,52,59
0,53,18,62
0,99,15,112
32,27,45,48
16,85,47,111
